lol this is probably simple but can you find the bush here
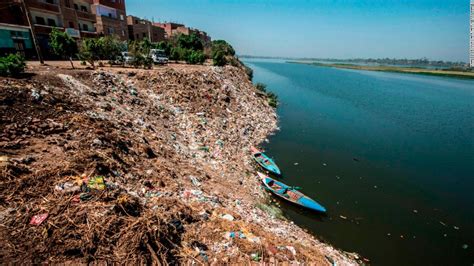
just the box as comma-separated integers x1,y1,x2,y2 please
79,38,101,68
212,51,226,66
128,39,153,69
176,33,203,51
186,50,206,64
211,40,235,57
245,65,253,80
154,41,172,56
255,83,267,93
267,92,279,108
0,53,26,77
98,36,124,63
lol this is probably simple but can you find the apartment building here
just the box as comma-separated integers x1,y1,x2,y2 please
0,0,97,58
470,0,474,67
91,0,128,40
153,22,184,39
126,15,165,42
0,1,33,57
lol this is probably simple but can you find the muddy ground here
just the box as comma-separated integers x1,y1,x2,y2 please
0,62,360,264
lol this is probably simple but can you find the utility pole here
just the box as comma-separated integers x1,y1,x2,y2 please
21,0,44,64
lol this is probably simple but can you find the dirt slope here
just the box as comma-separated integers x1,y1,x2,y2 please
0,63,359,264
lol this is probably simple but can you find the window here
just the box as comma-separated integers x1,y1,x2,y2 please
65,0,70,7
47,18,56,27
81,5,87,12
120,14,124,20
121,30,125,36
74,3,78,10
135,20,138,24
83,24,89,31
142,33,146,38
108,13,112,18
35,16,45,25
69,21,74,28
135,34,139,39
45,0,55,4
107,27,114,34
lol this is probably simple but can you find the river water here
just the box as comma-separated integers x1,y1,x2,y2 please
243,59,474,265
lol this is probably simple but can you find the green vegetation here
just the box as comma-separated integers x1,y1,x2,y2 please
129,39,153,69
0,53,25,77
292,61,474,80
98,36,125,64
186,50,206,64
49,28,78,69
79,38,102,68
212,50,226,66
255,82,279,108
210,40,236,66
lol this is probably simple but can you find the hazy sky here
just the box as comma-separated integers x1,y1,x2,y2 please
127,0,470,62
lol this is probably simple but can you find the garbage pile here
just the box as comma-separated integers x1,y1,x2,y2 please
0,64,358,264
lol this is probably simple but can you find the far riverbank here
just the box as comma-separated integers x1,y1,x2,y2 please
288,61,474,79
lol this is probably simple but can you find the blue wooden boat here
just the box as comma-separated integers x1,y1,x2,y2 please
258,172,326,213
251,146,281,175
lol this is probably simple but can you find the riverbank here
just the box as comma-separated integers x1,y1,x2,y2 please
0,62,359,264
289,61,474,79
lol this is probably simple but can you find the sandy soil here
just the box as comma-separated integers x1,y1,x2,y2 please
0,61,360,264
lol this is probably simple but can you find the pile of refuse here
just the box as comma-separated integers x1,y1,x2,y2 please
0,64,359,264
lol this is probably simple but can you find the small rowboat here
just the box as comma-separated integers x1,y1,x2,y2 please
251,146,281,175
258,172,326,213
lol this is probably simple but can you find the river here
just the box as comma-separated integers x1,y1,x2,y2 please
243,58,474,265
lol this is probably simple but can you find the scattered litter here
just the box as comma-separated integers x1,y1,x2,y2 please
294,162,299,166
339,215,348,220
453,226,459,230
373,185,378,189
189,175,201,187
30,213,48,226
322,163,327,166
250,253,261,262
439,221,447,227
286,246,297,256
55,182,80,194
221,214,235,221
87,176,106,190
413,209,418,214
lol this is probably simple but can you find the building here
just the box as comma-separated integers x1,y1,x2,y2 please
126,15,165,42
0,0,97,58
91,0,128,40
471,0,474,67
153,22,184,39
0,1,33,57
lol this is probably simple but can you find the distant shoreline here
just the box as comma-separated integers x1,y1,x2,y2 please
288,61,474,80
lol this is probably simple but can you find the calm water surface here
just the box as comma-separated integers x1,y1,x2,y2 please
243,59,474,265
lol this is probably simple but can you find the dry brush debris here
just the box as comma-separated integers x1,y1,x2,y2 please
0,63,359,264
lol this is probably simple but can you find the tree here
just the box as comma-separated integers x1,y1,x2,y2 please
79,38,101,68
49,28,78,69
176,33,203,51
186,50,206,64
128,39,153,69
97,35,124,64
212,50,226,66
154,41,172,56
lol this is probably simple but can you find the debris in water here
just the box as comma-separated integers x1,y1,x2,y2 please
339,215,348,220
413,209,418,214
294,162,299,166
462,244,468,249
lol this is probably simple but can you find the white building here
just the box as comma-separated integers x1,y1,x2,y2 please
471,0,474,67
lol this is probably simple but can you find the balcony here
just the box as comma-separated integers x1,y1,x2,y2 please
76,10,96,22
25,0,60,13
